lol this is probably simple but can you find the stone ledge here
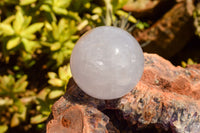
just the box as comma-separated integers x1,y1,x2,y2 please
46,53,200,133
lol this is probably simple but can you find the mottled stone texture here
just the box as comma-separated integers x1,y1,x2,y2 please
133,0,195,58
46,53,200,133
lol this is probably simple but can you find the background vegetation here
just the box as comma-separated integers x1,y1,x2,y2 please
0,0,148,132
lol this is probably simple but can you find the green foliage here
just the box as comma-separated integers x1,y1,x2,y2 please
0,0,144,132
0,75,35,130
136,21,149,30
41,19,77,67
0,8,43,64
31,65,71,125
0,125,8,133
48,64,72,89
181,58,197,68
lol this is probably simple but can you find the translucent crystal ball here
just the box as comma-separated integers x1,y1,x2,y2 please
70,26,144,100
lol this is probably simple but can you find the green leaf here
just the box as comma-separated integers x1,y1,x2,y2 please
40,41,52,47
43,0,53,5
6,37,21,50
0,98,13,106
21,23,44,36
66,11,81,21
112,0,128,11
92,7,102,15
14,100,24,113
58,18,66,33
21,51,35,65
0,23,14,36
48,72,57,79
40,5,52,12
53,0,71,8
37,88,51,101
35,98,51,115
3,0,18,4
13,75,28,93
50,42,61,51
52,51,64,66
48,78,63,87
37,123,45,129
181,61,186,67
21,34,36,40
58,65,72,82
136,22,149,30
116,10,137,23
21,16,32,29
52,22,59,39
44,21,53,30
11,113,20,127
64,41,74,49
13,10,24,33
22,38,40,53
30,114,48,124
58,66,67,81
17,103,27,121
20,0,37,5
2,15,15,24
0,75,15,94
77,20,88,31
12,100,27,122
53,6,68,15
0,125,8,133
48,90,64,99
71,35,79,41
187,58,194,65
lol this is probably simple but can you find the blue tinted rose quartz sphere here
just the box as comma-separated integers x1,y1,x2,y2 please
70,26,144,100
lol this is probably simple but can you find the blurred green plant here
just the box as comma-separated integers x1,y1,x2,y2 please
0,4,79,68
101,0,148,31
0,8,43,65
181,58,197,68
41,19,78,67
0,75,35,132
31,65,71,129
40,0,81,22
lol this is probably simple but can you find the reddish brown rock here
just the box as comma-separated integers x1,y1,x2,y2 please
133,0,195,58
187,64,200,70
46,53,200,133
123,0,175,19
123,0,160,13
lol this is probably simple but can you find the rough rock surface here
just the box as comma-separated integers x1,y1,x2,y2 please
123,0,175,19
46,53,200,133
133,0,195,58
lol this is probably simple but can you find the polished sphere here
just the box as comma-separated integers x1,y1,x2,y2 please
70,26,144,100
